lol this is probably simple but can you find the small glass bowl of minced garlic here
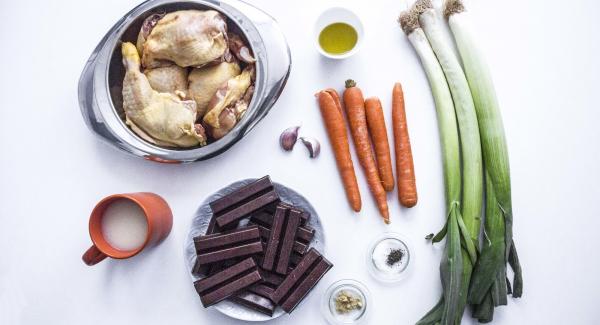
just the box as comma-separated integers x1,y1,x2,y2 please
321,279,371,324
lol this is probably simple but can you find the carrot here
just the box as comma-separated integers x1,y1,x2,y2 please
365,97,395,192
392,82,418,207
343,80,390,223
317,89,362,212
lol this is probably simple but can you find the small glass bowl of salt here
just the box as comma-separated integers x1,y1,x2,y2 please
366,232,413,283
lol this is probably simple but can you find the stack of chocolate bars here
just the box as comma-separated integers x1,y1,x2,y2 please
192,176,333,316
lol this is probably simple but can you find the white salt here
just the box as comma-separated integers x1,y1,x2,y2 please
101,199,148,251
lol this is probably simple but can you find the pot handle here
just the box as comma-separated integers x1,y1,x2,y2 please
221,0,292,132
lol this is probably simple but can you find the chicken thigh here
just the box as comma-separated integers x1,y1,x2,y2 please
142,10,228,68
188,61,240,118
121,42,206,147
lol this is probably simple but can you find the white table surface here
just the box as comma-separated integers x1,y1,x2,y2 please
1,0,599,324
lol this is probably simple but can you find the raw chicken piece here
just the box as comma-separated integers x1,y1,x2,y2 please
144,65,188,95
136,13,165,55
209,108,237,140
228,32,256,64
207,85,254,139
188,62,240,118
142,10,228,68
121,42,206,147
203,65,254,128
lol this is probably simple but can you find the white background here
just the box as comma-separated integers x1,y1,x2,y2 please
1,0,599,324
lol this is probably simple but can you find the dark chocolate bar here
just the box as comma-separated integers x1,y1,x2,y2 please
256,243,299,273
296,226,315,244
211,176,280,229
275,209,302,274
192,248,234,277
192,213,241,276
192,216,221,276
194,258,263,307
206,214,221,234
262,203,311,225
261,205,302,274
192,257,205,275
252,223,308,255
251,212,315,244
227,264,283,314
260,268,285,287
194,226,263,266
230,291,276,316
272,248,333,313
248,283,276,299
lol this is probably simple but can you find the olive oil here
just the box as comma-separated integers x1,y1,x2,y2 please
318,22,358,55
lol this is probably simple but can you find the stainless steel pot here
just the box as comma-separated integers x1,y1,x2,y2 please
78,0,291,163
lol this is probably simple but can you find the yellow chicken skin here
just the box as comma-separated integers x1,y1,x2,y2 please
141,10,228,68
121,42,206,147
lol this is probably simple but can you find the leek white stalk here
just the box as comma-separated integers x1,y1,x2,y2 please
405,29,460,210
444,0,523,299
399,10,463,325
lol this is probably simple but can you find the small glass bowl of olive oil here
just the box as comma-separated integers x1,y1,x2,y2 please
315,7,364,59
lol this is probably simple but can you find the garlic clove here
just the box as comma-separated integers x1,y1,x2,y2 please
280,126,300,151
300,137,320,158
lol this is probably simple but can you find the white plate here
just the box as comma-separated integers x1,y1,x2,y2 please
184,178,327,321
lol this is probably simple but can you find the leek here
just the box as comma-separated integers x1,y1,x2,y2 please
444,0,523,301
417,2,484,323
398,9,464,325
417,0,482,262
